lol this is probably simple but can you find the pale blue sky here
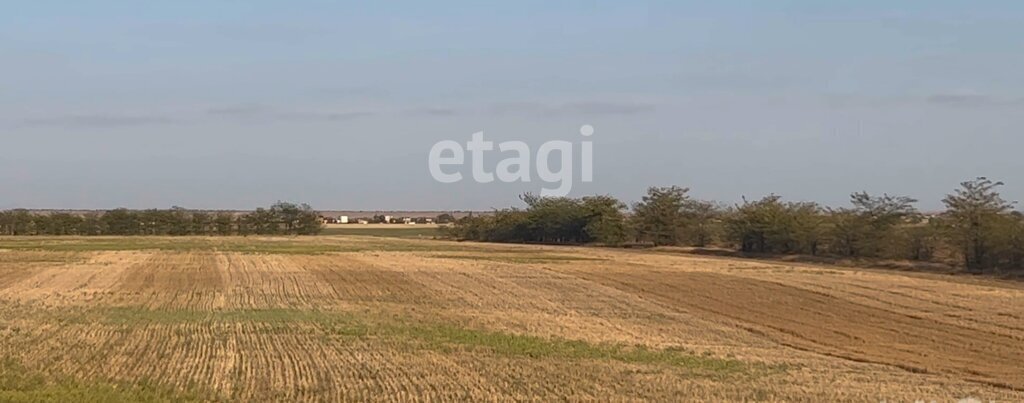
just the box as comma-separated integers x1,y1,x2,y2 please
2,1,1023,210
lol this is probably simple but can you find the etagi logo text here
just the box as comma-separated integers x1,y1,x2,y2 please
428,125,594,197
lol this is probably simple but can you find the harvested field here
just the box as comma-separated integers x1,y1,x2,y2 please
0,236,1022,401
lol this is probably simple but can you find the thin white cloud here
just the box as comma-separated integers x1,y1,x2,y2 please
926,94,1024,108
405,107,459,116
16,114,176,128
489,101,656,116
559,101,656,116
206,104,374,122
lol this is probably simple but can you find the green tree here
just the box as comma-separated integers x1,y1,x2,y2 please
725,195,781,253
487,209,530,242
293,205,324,235
44,213,83,235
521,194,587,244
941,178,1015,273
446,214,493,241
102,209,141,235
28,214,49,235
995,212,1024,271
892,219,941,261
681,199,721,247
78,213,105,235
789,201,826,256
446,194,626,245
245,208,279,235
191,211,213,235
214,212,235,236
581,195,628,245
632,186,690,246
725,195,823,254
167,207,192,236
262,202,322,235
828,192,918,257
1,210,35,236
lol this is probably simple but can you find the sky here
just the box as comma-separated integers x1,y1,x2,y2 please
2,1,1023,211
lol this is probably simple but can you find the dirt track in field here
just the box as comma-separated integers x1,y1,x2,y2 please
1,236,1022,401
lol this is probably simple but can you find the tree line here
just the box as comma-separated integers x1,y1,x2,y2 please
0,202,322,236
447,178,1024,275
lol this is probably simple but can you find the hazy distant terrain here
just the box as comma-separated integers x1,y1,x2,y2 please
22,210,485,219
318,211,483,219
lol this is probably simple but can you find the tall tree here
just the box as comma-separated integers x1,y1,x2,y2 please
632,186,690,246
521,194,588,244
214,212,235,236
829,192,918,257
581,195,628,245
941,178,1014,273
191,211,213,235
102,209,140,235
292,204,324,235
725,195,823,254
1,210,35,236
681,199,721,247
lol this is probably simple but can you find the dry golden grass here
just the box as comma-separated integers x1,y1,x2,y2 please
1,236,1022,401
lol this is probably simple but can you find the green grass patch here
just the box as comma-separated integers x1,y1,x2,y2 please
380,322,750,376
24,305,753,373
0,358,211,403
0,251,87,265
81,307,754,376
9,306,769,380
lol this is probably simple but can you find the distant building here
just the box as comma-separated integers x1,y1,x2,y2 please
338,215,349,224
